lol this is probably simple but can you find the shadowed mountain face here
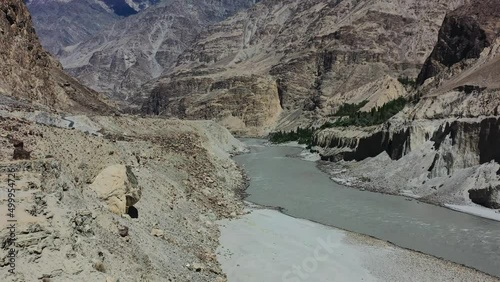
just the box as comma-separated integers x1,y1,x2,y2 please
1,0,113,114
25,0,161,54
417,0,500,85
101,0,144,16
57,0,258,104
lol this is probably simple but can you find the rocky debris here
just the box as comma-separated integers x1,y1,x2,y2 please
187,262,206,272
151,227,164,238
71,211,94,236
105,276,119,282
89,165,142,215
0,113,247,281
10,138,31,160
93,260,106,273
28,194,48,216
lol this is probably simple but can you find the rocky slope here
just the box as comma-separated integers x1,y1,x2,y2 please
142,0,468,136
0,108,247,281
0,0,113,114
1,2,254,280
26,0,161,55
314,0,500,210
58,0,258,103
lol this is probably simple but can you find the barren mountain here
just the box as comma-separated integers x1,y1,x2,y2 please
142,0,467,136
1,1,249,281
58,0,258,104
314,0,500,209
0,0,113,114
26,0,161,55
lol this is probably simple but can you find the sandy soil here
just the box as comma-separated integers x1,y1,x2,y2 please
217,208,500,282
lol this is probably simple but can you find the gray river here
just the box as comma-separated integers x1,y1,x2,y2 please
234,139,500,278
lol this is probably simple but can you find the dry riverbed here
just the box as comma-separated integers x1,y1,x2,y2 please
217,207,500,282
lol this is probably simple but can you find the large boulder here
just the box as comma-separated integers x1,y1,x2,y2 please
89,165,141,215
468,186,500,209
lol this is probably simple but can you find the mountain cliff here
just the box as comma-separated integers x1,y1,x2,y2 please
314,0,500,209
141,0,468,136
0,2,250,281
57,0,258,104
1,0,113,113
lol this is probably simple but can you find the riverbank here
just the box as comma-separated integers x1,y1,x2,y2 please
232,139,500,278
266,139,500,222
217,207,500,281
317,158,500,223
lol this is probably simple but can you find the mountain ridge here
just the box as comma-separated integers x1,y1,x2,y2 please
26,0,161,54
57,0,258,104
141,0,468,136
1,0,114,114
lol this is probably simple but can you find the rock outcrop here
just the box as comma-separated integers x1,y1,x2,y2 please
417,0,500,85
144,75,282,136
141,0,467,135
469,186,500,209
0,0,113,114
89,165,142,215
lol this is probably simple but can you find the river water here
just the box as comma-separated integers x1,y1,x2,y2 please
234,139,500,277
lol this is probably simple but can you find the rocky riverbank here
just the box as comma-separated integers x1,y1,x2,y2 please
317,156,500,221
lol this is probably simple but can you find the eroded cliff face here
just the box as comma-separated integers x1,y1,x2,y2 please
0,0,113,113
417,0,500,85
314,0,500,209
142,0,466,135
144,75,282,136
